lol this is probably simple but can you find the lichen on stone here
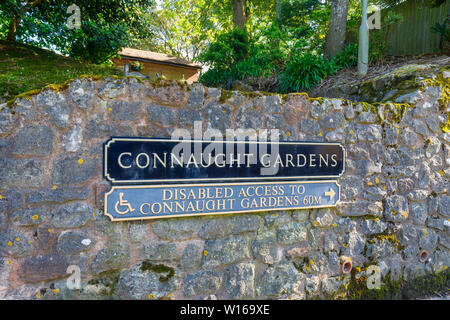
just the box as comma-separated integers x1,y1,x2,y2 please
140,260,175,282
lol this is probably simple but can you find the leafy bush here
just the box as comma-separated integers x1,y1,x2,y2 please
199,27,281,87
69,20,129,64
431,21,450,41
278,52,335,93
232,54,276,79
199,53,275,87
198,28,249,70
199,68,231,87
333,43,358,70
431,20,450,51
369,11,403,60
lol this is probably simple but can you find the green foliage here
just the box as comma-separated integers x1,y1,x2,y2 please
135,0,230,61
254,24,290,66
431,21,450,42
370,11,403,60
232,54,275,79
198,28,249,69
0,40,120,103
423,0,447,8
278,0,330,51
278,0,321,26
371,0,446,10
130,61,143,71
333,43,358,70
198,0,341,91
0,5,11,39
5,0,439,98
278,52,336,93
199,49,276,87
199,24,294,87
346,269,449,300
69,21,130,64
197,30,242,86
0,0,155,62
199,68,231,87
347,5,403,61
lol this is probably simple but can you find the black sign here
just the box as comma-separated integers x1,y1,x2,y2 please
103,137,345,184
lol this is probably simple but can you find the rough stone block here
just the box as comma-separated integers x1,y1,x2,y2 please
36,89,71,128
263,211,292,227
91,246,130,274
0,229,34,258
27,187,90,204
418,228,438,252
146,81,189,105
409,202,428,225
251,234,280,265
153,217,203,241
115,262,178,299
357,124,382,142
255,262,303,297
85,120,133,138
356,112,377,124
336,201,383,217
0,108,18,136
183,270,221,297
180,243,202,271
362,187,387,201
319,113,345,129
384,195,409,222
361,219,388,235
0,158,46,188
199,215,262,240
69,78,97,109
438,196,450,218
18,253,69,283
224,263,255,299
309,209,335,228
109,100,143,122
10,206,49,227
11,125,54,156
52,158,99,185
49,201,93,229
207,103,233,132
143,242,178,262
56,231,95,255
276,222,308,245
202,236,250,269
98,79,127,99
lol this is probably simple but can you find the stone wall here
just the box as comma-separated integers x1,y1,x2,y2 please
0,74,449,300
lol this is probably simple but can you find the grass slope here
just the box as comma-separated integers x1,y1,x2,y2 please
0,40,121,103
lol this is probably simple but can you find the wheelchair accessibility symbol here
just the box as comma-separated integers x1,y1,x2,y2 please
114,193,135,215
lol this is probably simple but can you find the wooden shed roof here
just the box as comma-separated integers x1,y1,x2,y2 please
118,48,202,69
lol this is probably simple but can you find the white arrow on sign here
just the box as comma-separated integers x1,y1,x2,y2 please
325,187,336,202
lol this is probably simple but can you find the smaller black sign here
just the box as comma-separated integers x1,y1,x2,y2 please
103,137,345,184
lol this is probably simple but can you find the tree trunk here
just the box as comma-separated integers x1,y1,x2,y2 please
7,15,22,41
275,0,282,24
271,0,282,51
232,0,247,29
324,0,349,59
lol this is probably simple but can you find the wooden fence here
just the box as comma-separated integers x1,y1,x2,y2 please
384,0,449,56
